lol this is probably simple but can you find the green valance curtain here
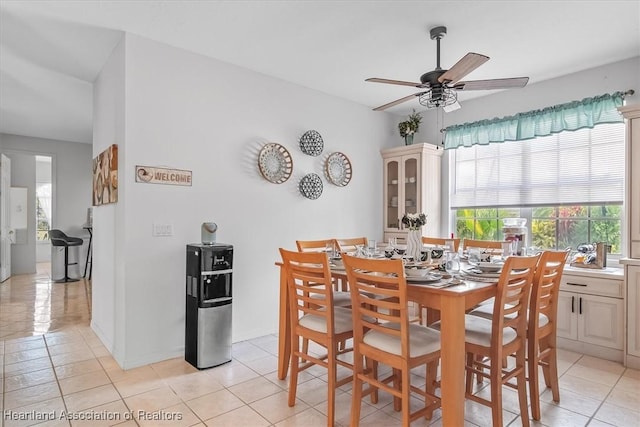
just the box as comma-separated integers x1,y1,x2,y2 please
444,92,625,149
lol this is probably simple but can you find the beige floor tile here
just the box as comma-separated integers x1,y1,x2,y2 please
291,377,333,406
59,369,111,395
314,389,378,426
113,374,165,398
186,388,245,420
55,358,104,380
4,380,61,409
124,385,182,413
605,386,640,412
164,371,225,401
204,361,260,387
63,383,122,412
69,399,133,427
205,405,270,427
3,346,50,364
50,348,95,367
150,356,199,379
2,397,67,427
559,373,613,401
273,407,328,427
535,401,590,427
594,402,640,426
4,367,57,392
244,353,279,375
97,355,121,371
4,356,53,376
106,363,158,383
135,402,201,427
227,376,283,403
249,390,310,424
540,386,601,418
47,340,92,356
622,367,640,380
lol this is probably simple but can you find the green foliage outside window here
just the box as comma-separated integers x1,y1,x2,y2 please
456,205,621,254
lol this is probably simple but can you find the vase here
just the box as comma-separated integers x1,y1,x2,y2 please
406,228,422,261
404,134,414,145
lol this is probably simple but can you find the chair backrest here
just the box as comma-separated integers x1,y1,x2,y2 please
342,254,410,357
463,238,505,250
336,237,367,252
491,255,540,354
279,248,337,336
49,229,68,247
530,250,569,333
296,239,337,252
422,236,460,252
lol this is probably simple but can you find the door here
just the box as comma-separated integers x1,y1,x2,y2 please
1,153,12,282
578,294,624,350
556,291,578,340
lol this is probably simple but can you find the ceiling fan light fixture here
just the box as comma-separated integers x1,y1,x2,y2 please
418,87,457,109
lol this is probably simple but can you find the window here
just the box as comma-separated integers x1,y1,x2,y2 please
35,156,52,241
451,123,624,255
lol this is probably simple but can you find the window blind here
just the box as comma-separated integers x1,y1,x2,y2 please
450,123,625,208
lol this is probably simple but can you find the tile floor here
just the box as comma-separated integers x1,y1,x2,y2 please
1,265,639,426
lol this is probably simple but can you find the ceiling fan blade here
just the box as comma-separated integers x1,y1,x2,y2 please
366,77,425,88
453,77,529,91
372,93,422,111
438,52,489,84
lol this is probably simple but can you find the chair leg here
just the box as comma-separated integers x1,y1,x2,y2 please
392,368,401,411
490,358,503,427
546,344,560,403
528,338,542,420
516,349,530,427
351,355,364,426
401,367,411,427
288,335,300,407
327,341,336,427
465,352,475,394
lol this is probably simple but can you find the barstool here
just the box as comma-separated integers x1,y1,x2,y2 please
49,229,83,283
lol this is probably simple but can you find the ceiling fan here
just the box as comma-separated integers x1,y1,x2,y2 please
366,26,529,111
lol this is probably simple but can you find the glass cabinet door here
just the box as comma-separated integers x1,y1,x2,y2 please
386,159,399,229
404,156,418,217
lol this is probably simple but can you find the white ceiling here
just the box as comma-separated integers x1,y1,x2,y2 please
1,1,639,144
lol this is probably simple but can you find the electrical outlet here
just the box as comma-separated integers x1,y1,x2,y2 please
152,223,173,237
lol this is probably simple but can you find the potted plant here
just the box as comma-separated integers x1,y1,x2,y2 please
398,109,422,145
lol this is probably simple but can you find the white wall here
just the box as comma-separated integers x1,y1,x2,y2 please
0,134,93,273
92,34,396,368
421,56,640,235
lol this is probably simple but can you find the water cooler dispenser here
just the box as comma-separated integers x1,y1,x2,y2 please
185,243,233,369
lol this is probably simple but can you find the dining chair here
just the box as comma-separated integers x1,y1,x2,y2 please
336,236,367,252
434,254,539,427
467,250,568,421
295,238,350,303
342,254,441,427
462,238,506,250
527,250,568,420
422,236,460,252
279,248,355,426
417,236,460,324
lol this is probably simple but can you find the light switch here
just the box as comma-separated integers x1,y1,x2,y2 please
152,223,173,237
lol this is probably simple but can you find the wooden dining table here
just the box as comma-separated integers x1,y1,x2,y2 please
275,260,497,426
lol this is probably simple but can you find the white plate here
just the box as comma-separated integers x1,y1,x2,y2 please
406,273,442,283
463,268,502,278
475,262,503,272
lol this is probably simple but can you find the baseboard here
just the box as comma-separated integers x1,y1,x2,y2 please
557,337,623,363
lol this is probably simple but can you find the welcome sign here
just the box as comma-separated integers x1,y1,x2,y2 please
135,166,192,186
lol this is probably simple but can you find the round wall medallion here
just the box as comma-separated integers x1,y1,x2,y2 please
299,173,323,199
325,152,352,186
299,130,324,156
258,143,293,184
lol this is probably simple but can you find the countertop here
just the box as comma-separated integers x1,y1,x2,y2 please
620,257,640,267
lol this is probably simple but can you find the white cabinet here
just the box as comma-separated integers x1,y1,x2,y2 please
556,270,625,362
620,105,640,258
625,264,640,368
381,143,442,242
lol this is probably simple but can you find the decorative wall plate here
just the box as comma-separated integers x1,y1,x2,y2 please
299,130,324,156
325,152,352,186
258,143,293,184
299,173,323,199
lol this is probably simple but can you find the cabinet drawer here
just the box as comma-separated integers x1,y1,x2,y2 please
561,275,623,298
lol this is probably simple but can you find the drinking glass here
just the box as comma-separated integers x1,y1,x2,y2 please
445,251,460,277
367,239,377,258
501,241,514,258
468,247,481,265
326,241,337,258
